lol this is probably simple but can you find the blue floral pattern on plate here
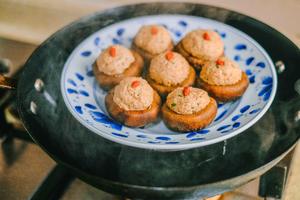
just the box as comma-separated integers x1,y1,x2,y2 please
61,15,277,150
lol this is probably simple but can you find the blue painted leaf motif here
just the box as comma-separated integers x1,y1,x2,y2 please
246,57,255,66
112,132,128,138
67,88,78,94
94,37,100,46
190,138,205,141
90,111,122,131
112,38,121,44
81,51,92,57
263,90,272,101
165,142,179,144
234,55,241,61
232,114,242,121
249,75,255,83
91,111,106,118
67,79,77,87
259,85,272,97
249,108,261,114
196,129,210,134
214,29,226,38
93,117,113,124
136,134,147,138
148,141,160,144
75,106,83,114
156,136,171,141
84,103,97,110
217,125,231,131
259,76,273,101
109,123,122,131
235,44,247,50
221,130,231,134
214,110,227,122
178,20,188,27
116,28,125,36
220,32,226,38
232,122,241,128
75,73,84,81
256,62,265,68
218,103,224,108
86,70,94,77
79,90,89,97
245,69,252,75
175,31,182,37
262,76,272,85
186,132,197,138
240,105,250,113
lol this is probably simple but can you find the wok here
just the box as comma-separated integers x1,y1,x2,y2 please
0,2,299,199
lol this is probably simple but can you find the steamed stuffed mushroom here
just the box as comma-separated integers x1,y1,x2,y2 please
176,29,224,70
197,56,249,102
93,45,144,90
105,77,161,127
146,51,196,98
132,25,174,62
162,87,217,132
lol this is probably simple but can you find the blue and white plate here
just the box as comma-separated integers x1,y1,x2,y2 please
61,15,277,150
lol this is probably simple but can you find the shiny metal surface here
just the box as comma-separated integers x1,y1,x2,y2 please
34,79,44,92
30,101,37,115
295,111,300,122
275,61,285,74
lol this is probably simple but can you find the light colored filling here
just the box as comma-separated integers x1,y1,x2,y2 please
200,56,242,86
166,87,210,115
134,25,172,55
97,45,135,76
149,52,190,86
182,29,224,61
113,77,153,111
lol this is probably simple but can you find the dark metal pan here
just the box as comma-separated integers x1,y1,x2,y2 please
0,2,299,199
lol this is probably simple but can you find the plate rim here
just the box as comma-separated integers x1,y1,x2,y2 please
60,14,278,150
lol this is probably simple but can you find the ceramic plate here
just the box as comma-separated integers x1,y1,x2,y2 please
61,15,277,150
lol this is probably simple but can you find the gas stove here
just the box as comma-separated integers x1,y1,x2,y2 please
0,38,296,200
0,39,119,198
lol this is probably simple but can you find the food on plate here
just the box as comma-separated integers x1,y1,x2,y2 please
197,56,249,102
93,45,144,90
146,51,196,98
105,77,161,127
162,87,217,132
97,26,248,131
132,25,174,62
176,29,224,70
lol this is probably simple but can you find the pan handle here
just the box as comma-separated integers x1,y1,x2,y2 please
0,75,17,90
0,58,17,90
